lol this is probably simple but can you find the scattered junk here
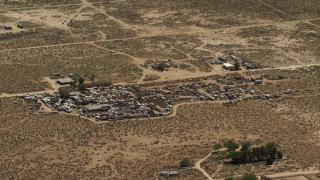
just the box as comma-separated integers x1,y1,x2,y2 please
179,63,189,69
230,55,238,60
212,60,224,64
21,73,286,121
251,77,263,84
3,25,12,30
244,63,258,69
223,100,237,107
283,89,292,94
50,73,64,79
160,171,179,177
253,94,279,100
254,80,263,85
17,24,24,28
218,56,227,62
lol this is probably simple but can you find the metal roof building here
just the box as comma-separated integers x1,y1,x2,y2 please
223,63,235,70
57,78,74,85
83,104,111,112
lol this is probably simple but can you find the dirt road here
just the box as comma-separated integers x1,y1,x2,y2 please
1,63,319,99
266,170,320,179
194,151,214,180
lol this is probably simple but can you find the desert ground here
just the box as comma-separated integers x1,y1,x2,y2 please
0,0,320,179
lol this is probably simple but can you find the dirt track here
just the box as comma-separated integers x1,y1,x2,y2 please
194,151,214,180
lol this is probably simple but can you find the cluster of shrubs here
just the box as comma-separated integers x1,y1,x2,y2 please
214,140,283,165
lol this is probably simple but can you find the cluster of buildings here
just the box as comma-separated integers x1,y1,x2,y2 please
20,54,286,121
212,54,259,70
144,58,191,71
22,76,275,121
50,73,75,85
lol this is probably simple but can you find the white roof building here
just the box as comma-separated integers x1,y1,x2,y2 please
57,78,74,85
223,63,235,70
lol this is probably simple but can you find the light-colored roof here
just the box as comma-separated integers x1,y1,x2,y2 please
57,78,74,84
84,104,110,111
223,63,234,67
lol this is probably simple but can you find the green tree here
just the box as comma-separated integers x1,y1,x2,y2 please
224,139,239,152
225,173,258,180
241,173,258,180
180,157,192,167
266,157,274,165
58,89,70,99
156,62,167,72
261,175,273,180
241,141,251,152
225,177,234,180
234,61,241,70
251,147,260,161
265,142,278,159
259,145,266,160
79,77,85,84
213,143,223,151
227,151,239,160
277,151,283,159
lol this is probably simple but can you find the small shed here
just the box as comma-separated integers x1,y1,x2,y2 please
160,171,169,176
169,171,179,176
223,63,235,70
57,78,74,85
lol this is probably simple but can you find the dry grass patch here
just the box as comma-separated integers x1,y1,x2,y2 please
0,44,142,93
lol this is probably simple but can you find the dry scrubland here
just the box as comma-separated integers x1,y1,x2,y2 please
0,0,81,7
0,44,141,94
1,68,320,179
96,35,202,60
0,0,319,94
0,0,320,179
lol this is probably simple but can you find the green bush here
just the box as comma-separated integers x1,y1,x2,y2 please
180,157,192,167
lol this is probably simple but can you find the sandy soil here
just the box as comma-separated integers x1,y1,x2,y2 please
0,0,320,179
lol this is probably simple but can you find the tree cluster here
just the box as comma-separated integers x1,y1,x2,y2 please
226,173,257,180
155,62,168,72
58,89,70,99
234,61,241,70
215,140,283,165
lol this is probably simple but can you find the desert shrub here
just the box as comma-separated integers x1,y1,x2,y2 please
226,172,258,180
180,157,192,167
155,62,168,72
